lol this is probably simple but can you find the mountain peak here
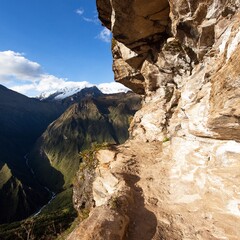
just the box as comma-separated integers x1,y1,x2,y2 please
38,82,131,101
0,84,7,90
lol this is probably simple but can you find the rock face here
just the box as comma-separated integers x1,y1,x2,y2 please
69,0,240,239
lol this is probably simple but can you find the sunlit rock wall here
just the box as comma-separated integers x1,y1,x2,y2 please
96,0,240,239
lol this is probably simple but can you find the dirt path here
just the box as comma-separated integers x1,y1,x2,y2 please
67,140,170,240
116,141,166,240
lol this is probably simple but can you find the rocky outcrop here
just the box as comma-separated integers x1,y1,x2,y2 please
108,0,170,94
110,1,240,143
69,0,240,239
68,148,131,240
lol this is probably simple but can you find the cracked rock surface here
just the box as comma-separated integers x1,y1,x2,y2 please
69,0,240,239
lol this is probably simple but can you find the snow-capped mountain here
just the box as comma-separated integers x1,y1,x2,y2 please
98,82,130,94
38,81,93,100
53,86,89,100
38,82,131,100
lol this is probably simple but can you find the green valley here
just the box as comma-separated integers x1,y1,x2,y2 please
0,85,141,239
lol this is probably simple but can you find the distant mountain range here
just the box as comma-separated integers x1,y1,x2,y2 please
0,84,141,226
38,82,131,101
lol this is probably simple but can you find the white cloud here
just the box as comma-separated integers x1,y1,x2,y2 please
10,77,94,98
76,9,111,42
76,8,84,16
76,8,99,24
0,50,129,98
97,28,111,43
36,75,66,92
98,82,130,94
10,80,130,98
0,51,42,81
11,84,36,94
82,16,99,24
0,51,93,97
35,75,93,96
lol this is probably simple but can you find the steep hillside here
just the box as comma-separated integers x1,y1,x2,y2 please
0,84,66,169
0,85,66,223
69,1,240,239
0,86,140,239
28,92,141,190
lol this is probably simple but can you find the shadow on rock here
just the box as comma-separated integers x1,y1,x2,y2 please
121,173,157,240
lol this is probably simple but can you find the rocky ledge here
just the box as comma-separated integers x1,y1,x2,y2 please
68,0,240,239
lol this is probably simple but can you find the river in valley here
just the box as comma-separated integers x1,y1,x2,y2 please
24,154,56,216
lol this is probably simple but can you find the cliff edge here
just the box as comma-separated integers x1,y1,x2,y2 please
68,1,240,239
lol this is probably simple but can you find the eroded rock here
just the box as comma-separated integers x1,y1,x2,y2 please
70,0,240,239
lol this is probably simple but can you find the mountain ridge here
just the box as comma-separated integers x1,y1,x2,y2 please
28,91,141,191
37,82,131,101
0,84,141,239
0,84,67,224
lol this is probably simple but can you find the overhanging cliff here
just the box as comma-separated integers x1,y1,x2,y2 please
68,1,240,239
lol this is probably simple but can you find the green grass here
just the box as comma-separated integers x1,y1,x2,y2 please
0,188,77,240
41,188,75,214
55,218,80,240
163,137,170,143
72,143,110,221
0,163,12,189
79,142,109,170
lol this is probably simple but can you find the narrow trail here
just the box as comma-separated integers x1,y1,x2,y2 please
116,141,166,240
67,140,172,240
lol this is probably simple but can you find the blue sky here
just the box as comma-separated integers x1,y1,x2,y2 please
0,0,116,96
